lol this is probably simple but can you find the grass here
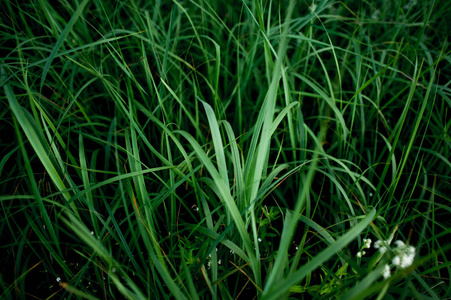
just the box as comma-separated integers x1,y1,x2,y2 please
1,0,450,299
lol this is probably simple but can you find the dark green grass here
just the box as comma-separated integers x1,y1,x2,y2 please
1,0,450,299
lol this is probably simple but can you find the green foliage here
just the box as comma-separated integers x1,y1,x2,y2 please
1,0,450,299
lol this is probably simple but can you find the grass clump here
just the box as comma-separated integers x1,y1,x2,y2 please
1,0,450,299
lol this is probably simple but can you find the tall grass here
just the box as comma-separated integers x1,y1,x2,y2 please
1,0,450,299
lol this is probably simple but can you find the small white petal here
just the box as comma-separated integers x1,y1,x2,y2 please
56,277,61,282
406,246,416,255
374,240,382,249
393,256,401,266
401,254,415,268
395,240,405,248
258,238,262,242
383,264,391,279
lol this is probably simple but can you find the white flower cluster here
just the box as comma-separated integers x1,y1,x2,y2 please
356,238,416,279
356,238,372,258
382,264,391,279
374,239,389,253
373,239,416,279
206,248,221,270
356,251,365,258
392,240,416,269
363,238,372,248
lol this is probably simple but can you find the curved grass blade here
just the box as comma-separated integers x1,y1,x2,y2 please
262,207,376,299
40,0,89,92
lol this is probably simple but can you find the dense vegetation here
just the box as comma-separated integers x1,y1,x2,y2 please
1,0,450,299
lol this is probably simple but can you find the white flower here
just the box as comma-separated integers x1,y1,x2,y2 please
392,241,416,269
374,240,388,253
218,259,221,265
258,238,262,242
374,240,382,248
406,245,415,256
356,251,363,258
382,264,391,279
207,261,211,269
363,238,372,249
56,277,61,282
400,254,415,268
394,240,405,248
392,255,401,266
90,231,94,235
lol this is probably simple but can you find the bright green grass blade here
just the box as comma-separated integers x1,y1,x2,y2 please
340,262,388,300
33,98,81,186
100,80,186,179
189,225,249,263
124,128,161,256
65,166,173,207
175,129,259,286
298,215,336,245
99,195,141,274
57,282,100,300
1,32,140,89
201,101,229,184
294,73,348,137
392,63,436,202
40,0,89,92
281,70,298,162
221,121,245,210
242,3,296,289
62,212,148,300
262,208,376,299
0,145,19,177
411,271,441,300
180,248,200,300
4,69,79,218
146,250,189,300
